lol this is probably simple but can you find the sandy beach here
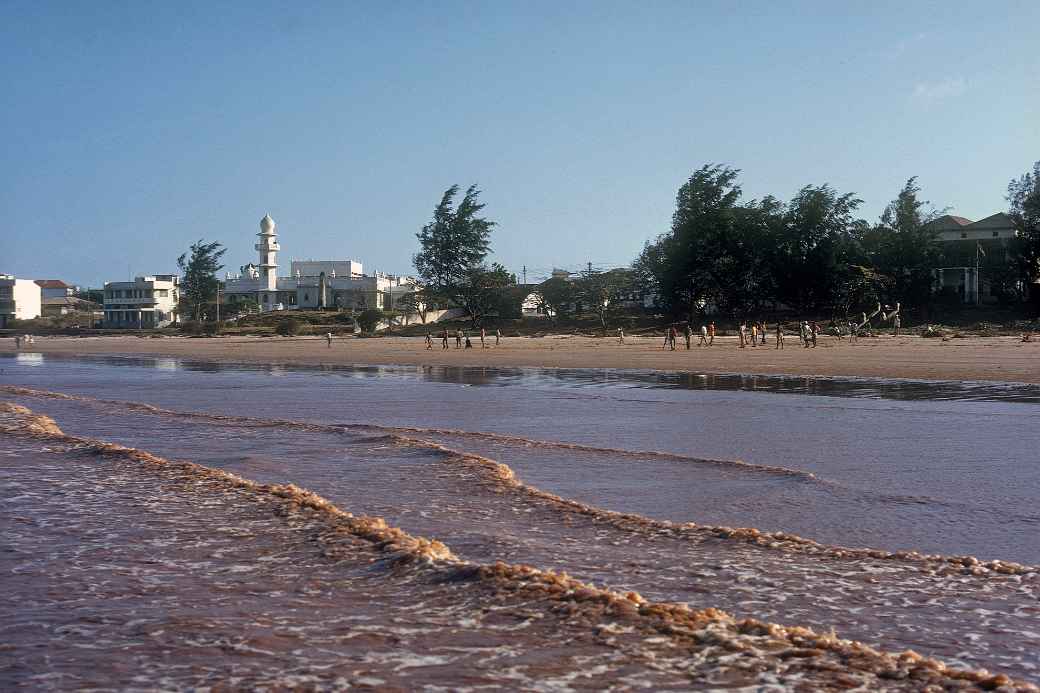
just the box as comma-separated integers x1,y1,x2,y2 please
4,333,1039,383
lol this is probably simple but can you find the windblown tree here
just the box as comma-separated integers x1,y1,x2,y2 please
636,165,779,320
414,184,504,324
863,177,943,314
770,185,868,314
177,240,226,322
1008,160,1040,312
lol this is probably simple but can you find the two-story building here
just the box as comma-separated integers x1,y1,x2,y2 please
926,213,1018,304
103,275,180,328
0,274,43,328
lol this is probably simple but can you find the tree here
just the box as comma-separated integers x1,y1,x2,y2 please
865,178,943,314
637,165,779,320
395,290,428,324
575,268,634,328
1008,160,1040,312
413,185,496,321
535,276,577,323
354,309,382,334
177,240,226,322
770,185,867,314
453,263,512,325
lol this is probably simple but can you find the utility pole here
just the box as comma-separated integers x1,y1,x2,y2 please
522,265,526,285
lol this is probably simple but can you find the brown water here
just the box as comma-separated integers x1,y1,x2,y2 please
2,354,1039,688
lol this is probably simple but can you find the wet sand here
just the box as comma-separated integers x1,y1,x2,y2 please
4,332,1040,383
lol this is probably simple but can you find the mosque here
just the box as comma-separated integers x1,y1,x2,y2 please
221,214,420,314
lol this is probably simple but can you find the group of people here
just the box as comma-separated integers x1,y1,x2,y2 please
657,319,865,351
661,323,717,350
427,327,501,350
12,334,35,349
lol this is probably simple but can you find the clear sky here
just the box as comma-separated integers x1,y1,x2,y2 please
3,1,1037,287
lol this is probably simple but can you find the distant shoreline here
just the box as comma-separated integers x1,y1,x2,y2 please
3,333,1039,385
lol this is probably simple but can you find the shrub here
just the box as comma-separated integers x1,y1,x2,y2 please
276,318,305,336
357,309,384,334
180,320,203,335
202,321,221,336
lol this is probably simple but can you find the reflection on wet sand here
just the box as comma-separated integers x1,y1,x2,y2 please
1,402,1035,691
5,350,1040,403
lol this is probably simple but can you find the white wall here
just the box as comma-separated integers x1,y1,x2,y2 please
14,279,42,320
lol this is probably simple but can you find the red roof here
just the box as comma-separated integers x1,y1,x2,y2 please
35,279,70,288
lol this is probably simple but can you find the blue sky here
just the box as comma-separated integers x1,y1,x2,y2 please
3,1,1037,287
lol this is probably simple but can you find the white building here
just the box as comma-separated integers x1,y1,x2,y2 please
222,214,421,315
103,275,180,328
926,213,1019,304
0,275,43,328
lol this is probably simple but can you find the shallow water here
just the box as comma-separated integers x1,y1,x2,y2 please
2,353,1040,686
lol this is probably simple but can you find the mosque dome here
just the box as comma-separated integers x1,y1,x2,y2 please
260,214,276,233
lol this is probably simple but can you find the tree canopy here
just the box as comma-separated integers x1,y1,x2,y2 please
413,184,505,324
176,240,226,322
1008,160,1040,311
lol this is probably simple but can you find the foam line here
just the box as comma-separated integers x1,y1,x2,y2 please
1,401,1034,692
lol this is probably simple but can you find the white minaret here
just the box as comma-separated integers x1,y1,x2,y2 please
255,214,279,292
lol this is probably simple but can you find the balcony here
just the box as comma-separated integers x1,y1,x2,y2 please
255,242,281,252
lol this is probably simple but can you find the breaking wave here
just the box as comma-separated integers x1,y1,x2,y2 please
2,384,1038,577
0,400,1034,691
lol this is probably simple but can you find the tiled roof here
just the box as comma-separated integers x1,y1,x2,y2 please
34,279,70,288
967,212,1014,229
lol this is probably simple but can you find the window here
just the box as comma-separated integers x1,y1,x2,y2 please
960,232,967,239
992,231,999,237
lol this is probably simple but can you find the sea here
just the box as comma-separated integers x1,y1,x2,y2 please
2,352,1039,689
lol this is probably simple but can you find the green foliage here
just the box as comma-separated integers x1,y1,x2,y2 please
574,268,634,327
637,165,871,319
202,321,221,335
536,276,577,323
177,240,226,322
275,318,305,336
1008,160,1040,311
454,263,513,325
180,320,204,335
864,177,943,312
357,308,384,334
413,184,502,322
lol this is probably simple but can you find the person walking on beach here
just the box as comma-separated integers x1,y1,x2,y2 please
848,321,858,344
760,321,767,345
668,325,678,351
464,331,473,348
13,335,20,349
495,328,501,346
326,332,333,348
425,331,433,350
738,322,747,348
775,321,784,349
698,324,708,346
683,324,692,350
750,322,758,347
810,321,819,348
708,321,715,346
441,328,449,350
455,329,462,349
800,321,810,348
480,327,487,349
892,314,901,336
617,327,625,344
